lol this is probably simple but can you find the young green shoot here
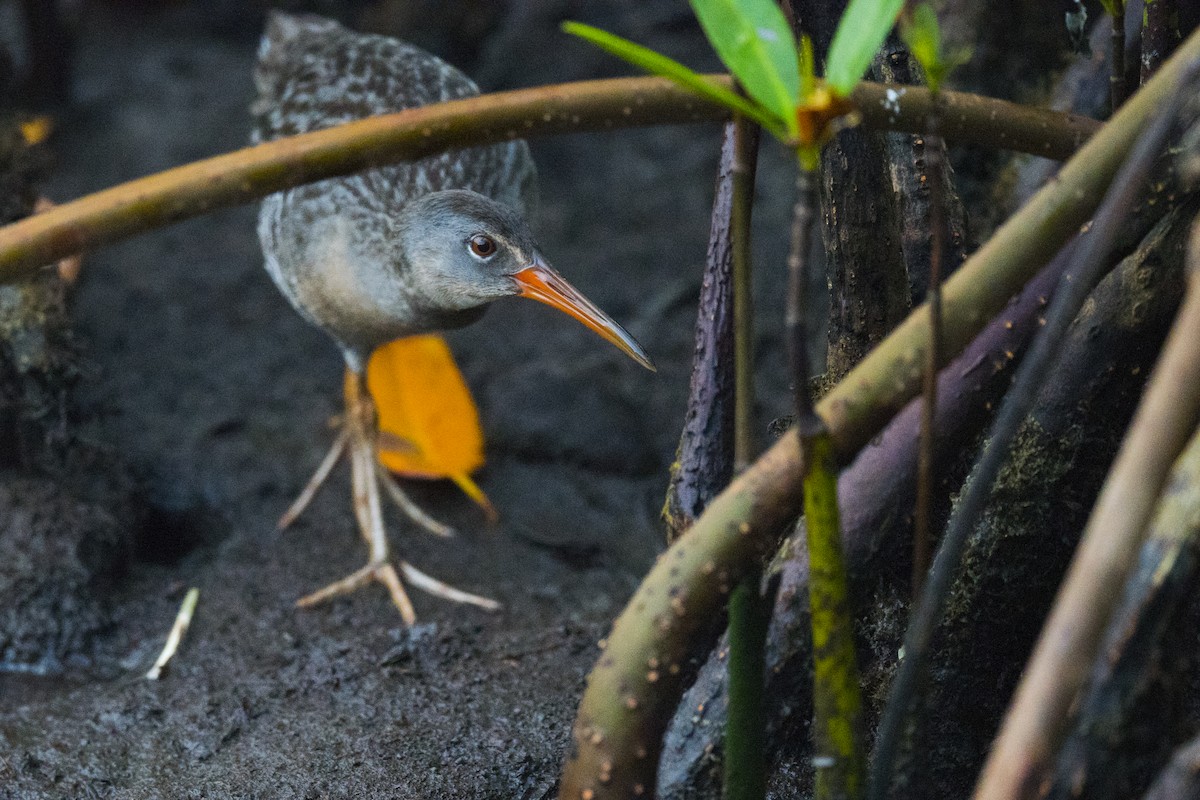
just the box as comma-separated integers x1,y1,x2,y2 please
564,5,913,799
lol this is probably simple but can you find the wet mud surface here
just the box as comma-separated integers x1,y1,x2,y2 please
0,2,792,796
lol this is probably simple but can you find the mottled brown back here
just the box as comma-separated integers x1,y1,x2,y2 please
251,11,536,214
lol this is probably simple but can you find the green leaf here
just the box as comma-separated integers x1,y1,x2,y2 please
799,34,817,103
900,3,944,92
689,0,800,125
1097,0,1123,17
562,21,788,138
899,4,970,94
902,5,940,75
825,0,906,97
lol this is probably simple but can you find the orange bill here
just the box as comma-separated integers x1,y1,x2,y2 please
365,335,495,520
512,261,656,371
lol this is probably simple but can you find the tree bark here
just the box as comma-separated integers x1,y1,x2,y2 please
0,76,73,474
657,197,1197,799
664,121,758,541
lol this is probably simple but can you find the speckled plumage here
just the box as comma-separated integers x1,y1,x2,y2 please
248,13,652,620
252,12,537,366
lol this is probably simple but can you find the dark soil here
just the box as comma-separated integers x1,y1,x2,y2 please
0,2,793,797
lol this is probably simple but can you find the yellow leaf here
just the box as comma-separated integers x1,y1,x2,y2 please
363,335,494,518
19,115,54,146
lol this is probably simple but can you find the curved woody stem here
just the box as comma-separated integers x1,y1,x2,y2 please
0,78,1098,286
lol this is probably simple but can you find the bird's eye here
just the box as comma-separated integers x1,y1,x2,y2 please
468,234,497,259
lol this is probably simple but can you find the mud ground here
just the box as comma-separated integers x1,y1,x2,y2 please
0,2,794,797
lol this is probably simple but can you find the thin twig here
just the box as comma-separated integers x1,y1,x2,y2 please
1110,0,1127,111
787,168,818,435
732,117,760,473
790,156,865,800
724,565,769,800
805,436,867,800
912,103,945,600
870,57,1200,800
145,587,200,680
723,113,767,800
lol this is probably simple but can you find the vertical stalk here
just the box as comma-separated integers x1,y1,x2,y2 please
912,103,945,599
724,112,767,800
791,160,866,800
787,168,817,431
805,430,867,800
724,564,769,800
1110,0,1127,110
733,120,761,473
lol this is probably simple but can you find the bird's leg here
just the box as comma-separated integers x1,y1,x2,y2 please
292,369,500,622
376,465,455,538
277,427,348,530
293,370,417,621
294,440,418,622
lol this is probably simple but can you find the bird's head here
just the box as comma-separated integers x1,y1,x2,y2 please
396,190,654,370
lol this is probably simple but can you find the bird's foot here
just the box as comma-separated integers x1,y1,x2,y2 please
296,560,417,624
279,373,499,624
277,427,349,531
397,560,501,611
376,463,455,538
294,558,500,624
276,420,456,539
